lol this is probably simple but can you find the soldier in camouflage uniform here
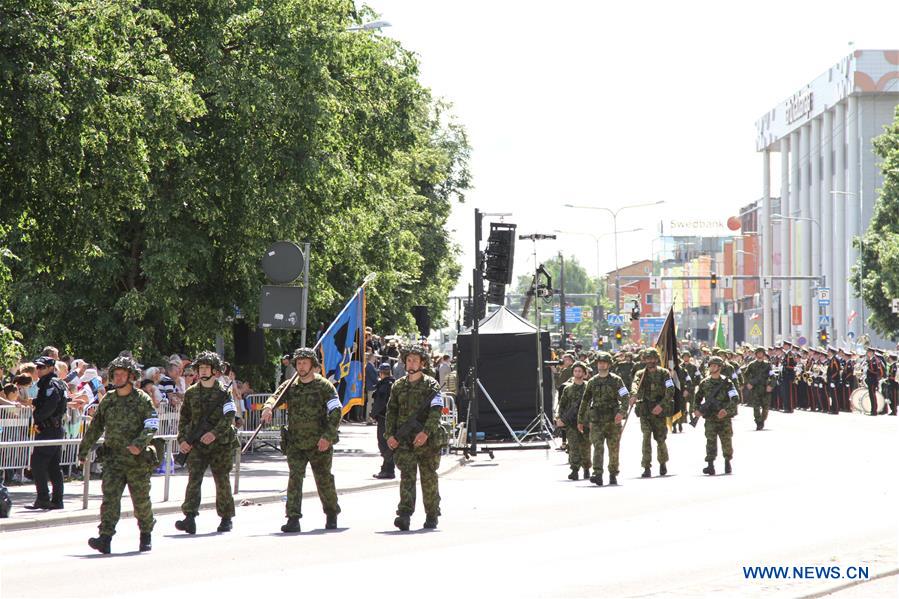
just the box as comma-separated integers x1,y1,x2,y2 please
744,347,775,430
693,356,738,475
385,345,446,531
632,348,674,478
556,362,591,480
678,350,700,433
78,356,159,554
612,352,635,393
262,347,341,533
175,351,237,534
577,352,629,486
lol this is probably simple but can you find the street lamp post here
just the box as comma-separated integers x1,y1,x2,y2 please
563,201,664,314
771,213,823,343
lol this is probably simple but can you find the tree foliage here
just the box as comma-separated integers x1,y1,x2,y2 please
854,106,899,338
0,0,469,370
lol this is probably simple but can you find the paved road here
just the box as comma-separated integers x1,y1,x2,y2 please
2,409,896,599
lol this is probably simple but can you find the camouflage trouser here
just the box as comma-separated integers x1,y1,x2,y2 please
640,416,668,468
394,447,441,517
566,426,591,470
285,445,339,518
589,420,621,476
99,459,155,536
182,445,235,518
749,391,770,425
704,417,733,460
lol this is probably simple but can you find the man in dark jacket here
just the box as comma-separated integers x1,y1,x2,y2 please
26,356,66,510
371,363,395,479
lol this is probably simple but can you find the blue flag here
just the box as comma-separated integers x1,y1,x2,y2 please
315,287,366,415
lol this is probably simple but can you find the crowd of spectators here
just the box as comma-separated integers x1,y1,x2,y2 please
0,346,253,417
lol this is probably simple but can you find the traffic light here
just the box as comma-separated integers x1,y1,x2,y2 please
819,328,828,344
484,223,517,285
710,272,718,289
615,327,623,343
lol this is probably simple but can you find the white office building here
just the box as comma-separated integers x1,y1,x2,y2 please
756,49,899,346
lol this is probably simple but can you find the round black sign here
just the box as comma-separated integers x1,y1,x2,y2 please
261,241,304,284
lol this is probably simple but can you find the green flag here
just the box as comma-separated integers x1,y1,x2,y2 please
714,310,727,349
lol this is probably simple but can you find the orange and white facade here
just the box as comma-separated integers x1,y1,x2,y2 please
756,50,899,346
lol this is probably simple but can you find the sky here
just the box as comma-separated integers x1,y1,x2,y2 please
364,0,899,299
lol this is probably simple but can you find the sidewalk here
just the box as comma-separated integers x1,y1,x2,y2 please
0,423,463,532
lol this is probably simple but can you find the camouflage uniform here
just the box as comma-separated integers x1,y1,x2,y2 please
578,368,629,479
558,380,590,472
632,353,675,471
694,373,738,463
264,374,341,520
178,379,237,519
679,358,700,418
612,357,635,393
79,387,158,537
385,373,445,521
744,352,774,428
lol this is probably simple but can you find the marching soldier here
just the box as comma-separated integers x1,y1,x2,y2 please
744,347,774,430
261,348,341,533
385,345,447,531
78,356,159,554
885,353,898,415
175,351,237,535
556,362,591,480
678,351,700,433
612,352,635,394
577,352,629,486
632,348,674,478
693,356,738,475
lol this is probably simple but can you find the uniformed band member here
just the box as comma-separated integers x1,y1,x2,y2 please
78,356,159,554
261,347,341,533
175,351,237,535
385,345,447,531
578,352,629,486
693,356,738,475
826,346,842,414
26,356,66,510
632,348,674,478
780,341,798,413
556,362,591,480
864,347,885,416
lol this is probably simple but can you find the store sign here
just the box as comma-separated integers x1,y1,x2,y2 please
786,89,813,124
663,218,735,238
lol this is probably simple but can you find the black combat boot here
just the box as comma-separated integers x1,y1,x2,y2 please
394,514,411,531
583,467,590,479
281,516,301,533
702,461,716,475
724,459,732,474
592,473,603,486
175,514,196,534
568,467,579,481
24,498,53,510
217,517,232,532
325,513,337,530
659,463,667,476
641,468,651,478
756,422,762,431
608,474,618,486
423,515,438,529
88,534,111,554
139,533,152,552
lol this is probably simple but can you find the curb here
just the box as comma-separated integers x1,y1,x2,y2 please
0,456,466,533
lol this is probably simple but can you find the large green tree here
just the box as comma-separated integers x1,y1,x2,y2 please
0,0,469,370
854,106,899,338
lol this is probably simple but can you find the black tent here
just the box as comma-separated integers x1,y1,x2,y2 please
456,307,553,440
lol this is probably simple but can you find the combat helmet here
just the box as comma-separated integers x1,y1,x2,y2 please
571,360,589,374
107,356,141,380
404,345,429,363
192,350,222,372
643,347,660,361
292,347,320,367
595,351,613,364
708,356,725,367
